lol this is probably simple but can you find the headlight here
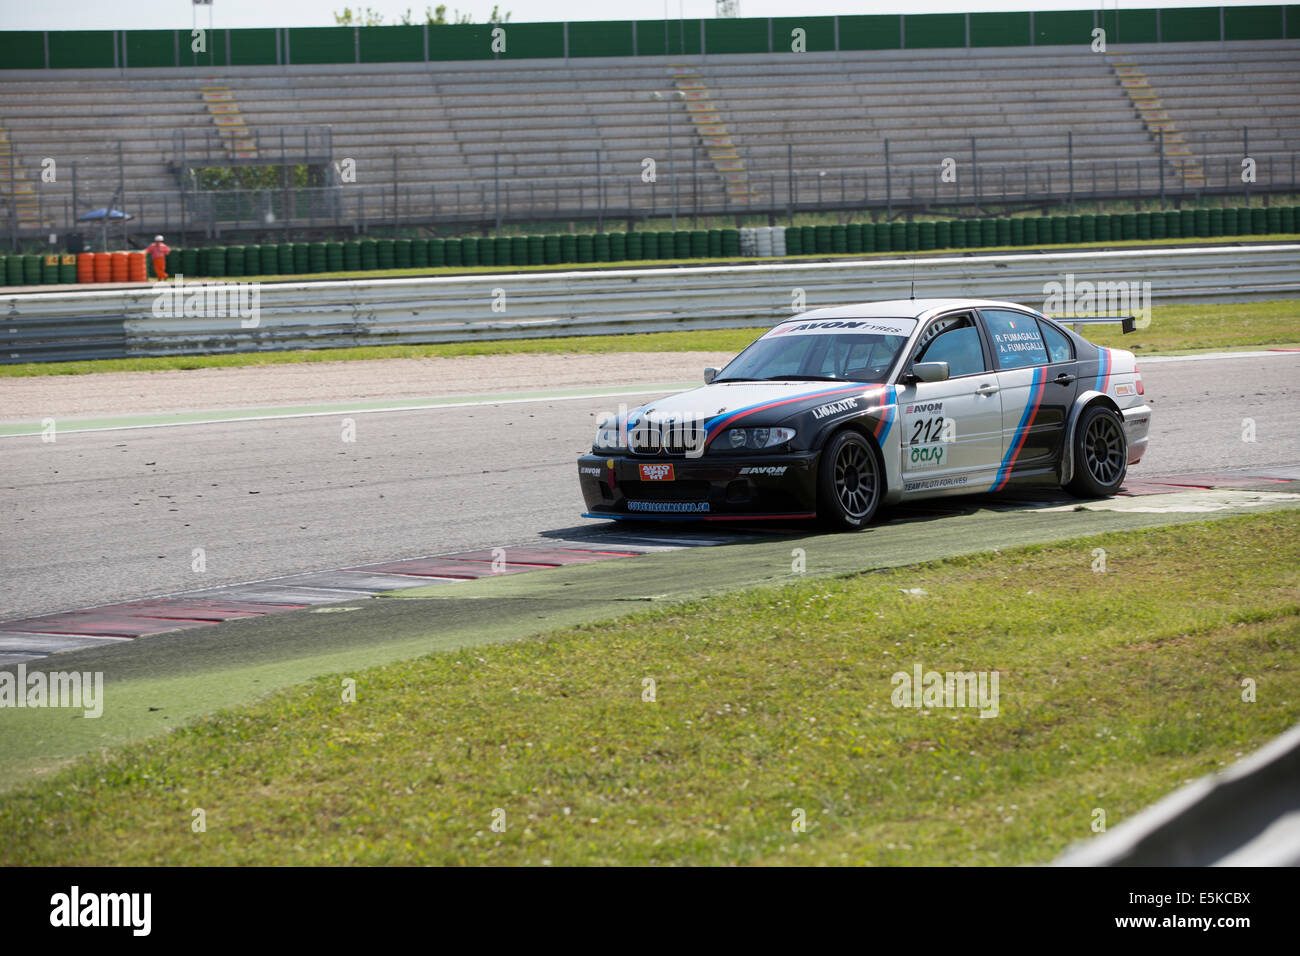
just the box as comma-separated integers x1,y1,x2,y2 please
594,421,625,450
718,426,795,451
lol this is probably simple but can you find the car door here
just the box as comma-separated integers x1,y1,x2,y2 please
978,308,1079,490
896,311,1004,496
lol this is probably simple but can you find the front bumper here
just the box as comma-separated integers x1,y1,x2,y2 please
579,451,820,520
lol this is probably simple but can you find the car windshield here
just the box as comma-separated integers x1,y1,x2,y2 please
716,319,916,383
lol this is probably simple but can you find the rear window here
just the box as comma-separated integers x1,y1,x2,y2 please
1038,320,1074,363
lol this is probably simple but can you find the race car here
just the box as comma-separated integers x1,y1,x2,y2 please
578,298,1151,529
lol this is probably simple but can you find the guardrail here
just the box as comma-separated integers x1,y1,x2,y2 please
4,244,1298,364
1054,722,1300,866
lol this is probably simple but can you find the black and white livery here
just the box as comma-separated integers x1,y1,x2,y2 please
578,298,1151,529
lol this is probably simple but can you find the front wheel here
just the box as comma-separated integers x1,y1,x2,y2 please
817,430,882,530
1064,405,1127,497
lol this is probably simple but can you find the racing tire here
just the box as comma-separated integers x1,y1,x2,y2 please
1064,404,1128,498
817,430,883,530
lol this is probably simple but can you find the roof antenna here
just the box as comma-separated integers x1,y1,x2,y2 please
910,258,916,300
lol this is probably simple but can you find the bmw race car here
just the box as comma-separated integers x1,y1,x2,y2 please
578,298,1151,529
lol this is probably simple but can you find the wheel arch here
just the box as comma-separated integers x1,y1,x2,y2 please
1061,391,1124,485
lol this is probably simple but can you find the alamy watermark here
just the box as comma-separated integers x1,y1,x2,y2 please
891,663,1000,718
1042,273,1151,329
0,664,103,718
151,275,261,328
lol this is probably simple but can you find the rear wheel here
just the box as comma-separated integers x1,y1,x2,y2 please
1065,404,1127,497
817,430,882,529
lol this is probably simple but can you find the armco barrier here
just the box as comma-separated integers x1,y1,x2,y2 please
3,245,1297,364
1054,722,1300,866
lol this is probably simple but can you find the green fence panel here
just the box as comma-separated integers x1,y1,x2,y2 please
1102,9,1159,45
227,29,277,66
49,31,115,69
970,12,1031,46
903,13,965,48
1225,6,1285,40
359,25,424,63
1034,10,1094,45
1161,7,1222,42
0,32,46,69
567,21,635,58
428,24,496,61
838,16,903,51
288,27,355,64
772,17,835,53
704,18,769,55
125,31,175,68
501,22,566,60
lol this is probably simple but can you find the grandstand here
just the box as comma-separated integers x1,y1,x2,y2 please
0,7,1297,245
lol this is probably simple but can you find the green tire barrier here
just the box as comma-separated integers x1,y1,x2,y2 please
8,256,25,284
525,235,542,265
375,239,395,268
242,244,261,275
891,222,907,251
59,256,77,283
918,221,936,250
343,241,362,270
846,223,863,253
626,232,643,260
995,218,1012,245
576,234,594,263
359,240,378,270
289,243,307,273
180,248,198,276
708,229,723,257
394,239,412,269
209,246,228,277
813,225,832,253
428,238,445,267
254,244,273,274
560,234,577,262
510,236,527,265
690,229,708,257
41,255,59,283
1282,206,1296,233
1266,207,1283,233
410,239,428,268
831,224,848,253
481,236,498,266
873,222,890,252
673,230,690,259
906,221,920,251
226,245,246,277
544,234,562,264
785,227,802,255
462,237,479,267
1223,207,1239,235
1251,207,1267,234
609,232,626,262
444,238,462,267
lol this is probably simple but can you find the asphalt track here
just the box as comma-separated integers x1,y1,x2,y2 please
2,350,1297,623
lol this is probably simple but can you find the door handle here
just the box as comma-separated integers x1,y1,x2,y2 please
1054,373,1077,385
975,383,999,395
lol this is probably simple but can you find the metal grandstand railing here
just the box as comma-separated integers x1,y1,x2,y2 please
6,147,1298,249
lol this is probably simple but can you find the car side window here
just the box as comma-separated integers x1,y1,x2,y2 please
1038,320,1073,363
982,309,1049,369
913,314,987,378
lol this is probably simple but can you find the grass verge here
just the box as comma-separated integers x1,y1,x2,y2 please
2,299,1297,378
2,511,1296,865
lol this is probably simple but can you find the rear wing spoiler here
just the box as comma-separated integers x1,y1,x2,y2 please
1051,315,1138,334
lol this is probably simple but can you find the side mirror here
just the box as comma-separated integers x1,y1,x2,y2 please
909,361,950,383
704,366,719,384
